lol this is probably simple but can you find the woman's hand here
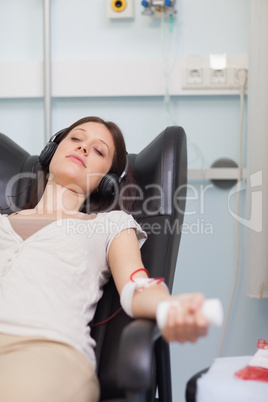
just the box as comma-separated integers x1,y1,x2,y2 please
160,293,209,343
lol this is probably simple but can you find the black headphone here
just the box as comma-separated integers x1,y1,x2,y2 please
39,129,65,168
39,129,129,199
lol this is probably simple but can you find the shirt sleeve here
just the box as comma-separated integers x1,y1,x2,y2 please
105,210,147,257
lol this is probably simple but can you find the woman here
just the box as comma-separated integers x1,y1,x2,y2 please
0,116,208,402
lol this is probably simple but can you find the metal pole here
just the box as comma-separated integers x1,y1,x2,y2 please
43,0,51,143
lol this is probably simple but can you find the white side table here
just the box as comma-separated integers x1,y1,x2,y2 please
197,356,268,402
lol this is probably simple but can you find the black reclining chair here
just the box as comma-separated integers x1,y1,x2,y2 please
185,368,209,402
0,126,187,402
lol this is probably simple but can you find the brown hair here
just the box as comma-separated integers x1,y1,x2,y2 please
23,116,137,213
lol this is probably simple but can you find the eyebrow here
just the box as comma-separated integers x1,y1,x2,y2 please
71,127,110,154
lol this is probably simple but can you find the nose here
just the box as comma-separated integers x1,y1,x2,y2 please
76,144,88,155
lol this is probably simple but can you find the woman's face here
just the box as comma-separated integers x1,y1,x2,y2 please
49,122,115,198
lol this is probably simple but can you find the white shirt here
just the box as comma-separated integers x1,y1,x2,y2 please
0,211,147,368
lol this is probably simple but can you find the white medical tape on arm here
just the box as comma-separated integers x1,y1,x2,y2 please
120,278,169,318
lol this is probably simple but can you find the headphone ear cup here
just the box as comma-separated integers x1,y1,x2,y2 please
39,142,58,167
98,174,120,198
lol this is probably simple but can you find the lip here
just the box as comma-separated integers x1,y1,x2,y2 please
66,154,86,168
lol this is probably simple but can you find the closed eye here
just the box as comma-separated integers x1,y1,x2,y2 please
94,148,104,157
71,137,80,141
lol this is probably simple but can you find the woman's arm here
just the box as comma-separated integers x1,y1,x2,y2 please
108,228,209,343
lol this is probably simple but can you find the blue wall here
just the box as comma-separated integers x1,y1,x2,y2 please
2,1,267,401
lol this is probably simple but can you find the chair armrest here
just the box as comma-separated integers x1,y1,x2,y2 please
117,318,160,390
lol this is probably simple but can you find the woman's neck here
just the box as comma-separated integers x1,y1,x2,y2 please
35,180,86,217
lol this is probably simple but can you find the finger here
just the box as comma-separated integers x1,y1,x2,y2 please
184,311,200,342
188,293,205,313
172,303,192,343
193,310,209,338
163,304,184,343
178,306,206,343
166,305,181,342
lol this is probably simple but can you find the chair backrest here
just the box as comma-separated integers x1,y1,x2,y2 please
0,133,42,213
91,126,187,400
0,126,187,400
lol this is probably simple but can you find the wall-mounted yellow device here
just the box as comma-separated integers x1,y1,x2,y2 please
106,0,134,19
112,0,126,12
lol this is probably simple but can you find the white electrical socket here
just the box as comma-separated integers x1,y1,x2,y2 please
210,69,227,84
189,69,203,84
209,67,229,88
181,55,204,88
106,0,134,19
208,54,229,88
232,54,249,88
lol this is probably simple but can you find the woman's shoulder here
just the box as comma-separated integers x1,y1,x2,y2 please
99,210,146,240
96,210,135,223
9,209,36,218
